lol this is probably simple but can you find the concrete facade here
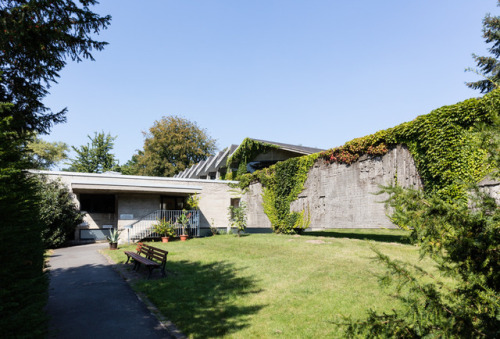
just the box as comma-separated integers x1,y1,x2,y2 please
34,171,237,241
243,145,423,230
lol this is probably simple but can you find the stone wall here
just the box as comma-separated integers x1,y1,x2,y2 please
244,145,423,230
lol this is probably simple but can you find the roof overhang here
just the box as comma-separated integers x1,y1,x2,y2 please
71,182,202,194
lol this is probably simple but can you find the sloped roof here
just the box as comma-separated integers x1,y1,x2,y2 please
248,138,323,155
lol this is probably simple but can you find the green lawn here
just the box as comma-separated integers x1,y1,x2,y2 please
106,230,437,338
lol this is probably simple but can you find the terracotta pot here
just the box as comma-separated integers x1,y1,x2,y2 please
109,242,118,250
161,236,170,243
180,234,188,242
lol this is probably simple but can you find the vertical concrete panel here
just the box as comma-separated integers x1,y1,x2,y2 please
289,145,422,229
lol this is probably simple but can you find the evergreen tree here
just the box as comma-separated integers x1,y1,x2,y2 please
340,92,500,338
67,131,118,173
467,0,500,93
0,0,111,134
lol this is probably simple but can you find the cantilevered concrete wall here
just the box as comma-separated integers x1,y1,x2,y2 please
244,145,423,230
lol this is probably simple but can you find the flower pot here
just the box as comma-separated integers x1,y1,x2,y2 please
109,242,118,250
180,234,188,242
161,236,170,243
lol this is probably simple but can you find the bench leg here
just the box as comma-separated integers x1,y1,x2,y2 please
147,267,154,279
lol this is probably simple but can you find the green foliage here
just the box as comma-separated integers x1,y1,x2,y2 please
340,105,500,337
106,229,121,244
228,201,247,237
0,0,111,134
37,177,83,248
134,116,217,177
259,154,317,234
320,90,500,199
176,209,191,235
0,115,48,338
240,90,498,233
26,135,69,169
466,0,500,93
153,218,175,237
341,185,500,338
226,138,279,173
67,131,118,173
186,194,200,210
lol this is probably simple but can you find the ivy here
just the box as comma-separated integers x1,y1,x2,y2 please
235,90,500,233
226,138,279,174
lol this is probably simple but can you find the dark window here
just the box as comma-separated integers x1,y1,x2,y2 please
230,198,240,208
209,172,216,180
80,194,115,213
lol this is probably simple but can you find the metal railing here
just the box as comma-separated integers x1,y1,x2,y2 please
128,210,200,241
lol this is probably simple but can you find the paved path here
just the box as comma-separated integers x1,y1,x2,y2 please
47,243,172,339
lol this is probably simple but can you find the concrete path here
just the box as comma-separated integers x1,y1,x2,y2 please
46,243,172,339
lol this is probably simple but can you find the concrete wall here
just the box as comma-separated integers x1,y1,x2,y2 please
36,171,237,240
244,145,423,230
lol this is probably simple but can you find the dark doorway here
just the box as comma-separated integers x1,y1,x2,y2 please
161,195,186,210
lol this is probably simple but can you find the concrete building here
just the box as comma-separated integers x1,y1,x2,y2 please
33,170,238,242
175,138,324,180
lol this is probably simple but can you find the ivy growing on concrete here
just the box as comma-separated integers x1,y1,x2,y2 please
226,138,279,176
236,89,500,233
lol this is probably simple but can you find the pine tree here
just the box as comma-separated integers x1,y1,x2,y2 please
467,0,500,93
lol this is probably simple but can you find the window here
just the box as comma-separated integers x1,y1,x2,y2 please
79,194,115,213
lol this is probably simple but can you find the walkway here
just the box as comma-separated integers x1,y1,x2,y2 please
46,243,172,339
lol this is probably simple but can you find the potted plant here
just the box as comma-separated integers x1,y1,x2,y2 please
176,210,191,241
107,228,121,250
153,218,175,242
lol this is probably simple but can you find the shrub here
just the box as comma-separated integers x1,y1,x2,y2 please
37,177,83,248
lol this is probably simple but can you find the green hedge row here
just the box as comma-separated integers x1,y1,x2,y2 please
0,116,48,338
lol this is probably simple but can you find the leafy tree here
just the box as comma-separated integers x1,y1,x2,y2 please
340,94,500,338
118,152,141,175
37,176,83,248
26,135,69,169
135,116,217,177
67,131,118,173
467,0,500,93
0,0,111,134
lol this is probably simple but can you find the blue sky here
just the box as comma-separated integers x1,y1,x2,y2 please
43,1,495,166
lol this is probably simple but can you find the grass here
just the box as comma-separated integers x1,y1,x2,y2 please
106,230,439,338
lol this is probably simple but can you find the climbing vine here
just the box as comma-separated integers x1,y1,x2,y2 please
234,89,500,233
226,138,279,176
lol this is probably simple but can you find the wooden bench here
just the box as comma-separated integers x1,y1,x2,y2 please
124,242,168,279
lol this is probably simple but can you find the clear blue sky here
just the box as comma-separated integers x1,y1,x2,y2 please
43,0,495,166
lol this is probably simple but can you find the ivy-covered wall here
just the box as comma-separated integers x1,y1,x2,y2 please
237,89,500,233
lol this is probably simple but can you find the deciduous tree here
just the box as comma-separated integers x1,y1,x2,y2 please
67,131,118,173
26,135,69,169
135,116,217,177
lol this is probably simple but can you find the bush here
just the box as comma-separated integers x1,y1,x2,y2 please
37,177,83,248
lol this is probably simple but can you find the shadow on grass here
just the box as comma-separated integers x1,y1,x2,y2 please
134,260,265,338
302,231,411,244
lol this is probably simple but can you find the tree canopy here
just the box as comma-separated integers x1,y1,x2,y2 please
26,135,69,169
133,116,217,177
467,0,500,93
0,0,111,134
67,131,118,173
